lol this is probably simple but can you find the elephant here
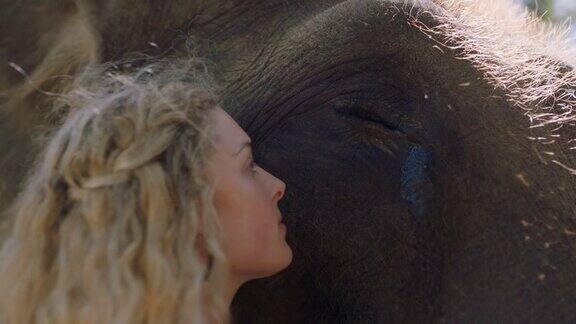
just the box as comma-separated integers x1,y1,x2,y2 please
1,0,576,322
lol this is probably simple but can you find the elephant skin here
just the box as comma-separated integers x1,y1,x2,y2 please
1,0,576,322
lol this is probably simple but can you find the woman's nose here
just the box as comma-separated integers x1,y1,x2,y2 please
261,167,286,202
271,175,286,202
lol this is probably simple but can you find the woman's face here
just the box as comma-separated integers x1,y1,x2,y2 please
207,107,292,281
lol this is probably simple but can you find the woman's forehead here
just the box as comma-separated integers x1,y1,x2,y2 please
212,107,251,154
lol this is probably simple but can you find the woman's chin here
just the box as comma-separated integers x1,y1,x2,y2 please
277,244,294,273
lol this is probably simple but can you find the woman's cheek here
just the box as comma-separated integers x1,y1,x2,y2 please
241,181,275,240
229,212,272,261
256,212,278,245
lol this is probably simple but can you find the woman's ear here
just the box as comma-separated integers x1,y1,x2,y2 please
194,232,215,280
194,232,209,263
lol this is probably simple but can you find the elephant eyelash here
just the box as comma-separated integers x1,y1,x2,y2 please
337,104,384,124
335,103,400,132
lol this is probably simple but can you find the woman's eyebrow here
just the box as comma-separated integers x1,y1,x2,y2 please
234,141,252,156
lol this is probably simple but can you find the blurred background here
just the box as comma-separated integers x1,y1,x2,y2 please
521,0,575,39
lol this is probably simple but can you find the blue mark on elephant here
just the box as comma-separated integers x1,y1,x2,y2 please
401,145,431,218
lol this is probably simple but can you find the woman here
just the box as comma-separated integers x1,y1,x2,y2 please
0,60,292,323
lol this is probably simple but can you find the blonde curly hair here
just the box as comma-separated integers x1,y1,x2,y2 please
0,60,228,324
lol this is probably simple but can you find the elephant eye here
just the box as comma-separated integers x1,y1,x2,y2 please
333,99,406,160
334,102,400,132
332,86,407,131
337,104,385,124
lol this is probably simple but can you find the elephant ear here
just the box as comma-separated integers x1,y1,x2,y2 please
1,0,99,128
0,0,100,216
76,0,227,60
1,0,225,127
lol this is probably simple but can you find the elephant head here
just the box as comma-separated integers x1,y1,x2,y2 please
1,0,576,322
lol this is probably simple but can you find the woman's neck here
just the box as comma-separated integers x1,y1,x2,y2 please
202,275,246,323
224,275,244,309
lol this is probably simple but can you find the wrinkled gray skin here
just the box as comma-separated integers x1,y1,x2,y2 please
2,0,576,322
